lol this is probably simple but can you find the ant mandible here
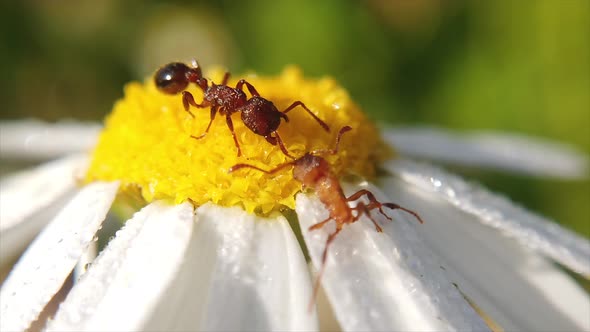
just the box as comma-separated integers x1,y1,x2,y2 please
229,126,424,309
154,60,330,157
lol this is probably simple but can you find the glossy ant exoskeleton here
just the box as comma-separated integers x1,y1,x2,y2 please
154,61,330,157
229,126,424,308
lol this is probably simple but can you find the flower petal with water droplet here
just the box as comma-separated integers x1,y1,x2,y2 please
386,127,588,178
0,181,118,332
0,120,100,160
143,203,318,331
48,201,194,332
386,158,590,277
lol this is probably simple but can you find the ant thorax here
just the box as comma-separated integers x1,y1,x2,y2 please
205,84,247,110
87,65,388,215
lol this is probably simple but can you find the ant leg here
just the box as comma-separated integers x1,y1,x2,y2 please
225,113,242,157
190,106,218,140
309,227,341,312
236,79,261,97
309,216,334,231
382,202,424,224
352,202,383,232
347,189,424,224
265,132,295,159
182,91,208,117
310,126,352,156
221,72,230,85
282,101,330,132
346,189,391,219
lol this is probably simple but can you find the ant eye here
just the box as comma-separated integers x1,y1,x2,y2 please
155,62,190,94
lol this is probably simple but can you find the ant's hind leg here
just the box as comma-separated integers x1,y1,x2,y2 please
182,91,208,117
191,107,218,140
309,227,341,312
236,79,261,97
282,101,330,132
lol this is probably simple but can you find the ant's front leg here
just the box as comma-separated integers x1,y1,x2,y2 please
182,91,208,117
265,133,295,159
348,189,424,225
352,202,383,233
191,106,218,140
236,79,261,97
346,189,391,221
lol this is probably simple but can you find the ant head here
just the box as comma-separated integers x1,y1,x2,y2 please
155,62,203,95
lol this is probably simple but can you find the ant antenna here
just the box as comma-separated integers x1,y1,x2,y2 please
310,126,352,156
228,160,296,175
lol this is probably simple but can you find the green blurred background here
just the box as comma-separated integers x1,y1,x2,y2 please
0,0,588,239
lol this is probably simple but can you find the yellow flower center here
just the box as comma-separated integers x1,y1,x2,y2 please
86,65,387,215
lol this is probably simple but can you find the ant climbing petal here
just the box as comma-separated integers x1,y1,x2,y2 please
230,122,423,311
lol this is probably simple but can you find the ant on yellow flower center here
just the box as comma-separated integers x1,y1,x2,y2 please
154,60,330,158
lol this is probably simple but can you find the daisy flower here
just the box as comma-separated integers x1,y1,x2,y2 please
1,66,589,332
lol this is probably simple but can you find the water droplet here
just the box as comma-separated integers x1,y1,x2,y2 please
432,179,442,187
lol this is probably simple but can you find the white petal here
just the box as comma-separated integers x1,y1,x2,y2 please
0,181,118,332
144,203,318,332
386,158,590,277
385,126,588,178
0,154,88,261
296,185,489,332
48,201,194,332
379,171,590,331
0,120,101,160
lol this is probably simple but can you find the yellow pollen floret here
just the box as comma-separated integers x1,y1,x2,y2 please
86,65,388,215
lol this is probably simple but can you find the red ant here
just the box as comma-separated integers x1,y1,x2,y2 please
229,126,424,309
154,60,330,157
